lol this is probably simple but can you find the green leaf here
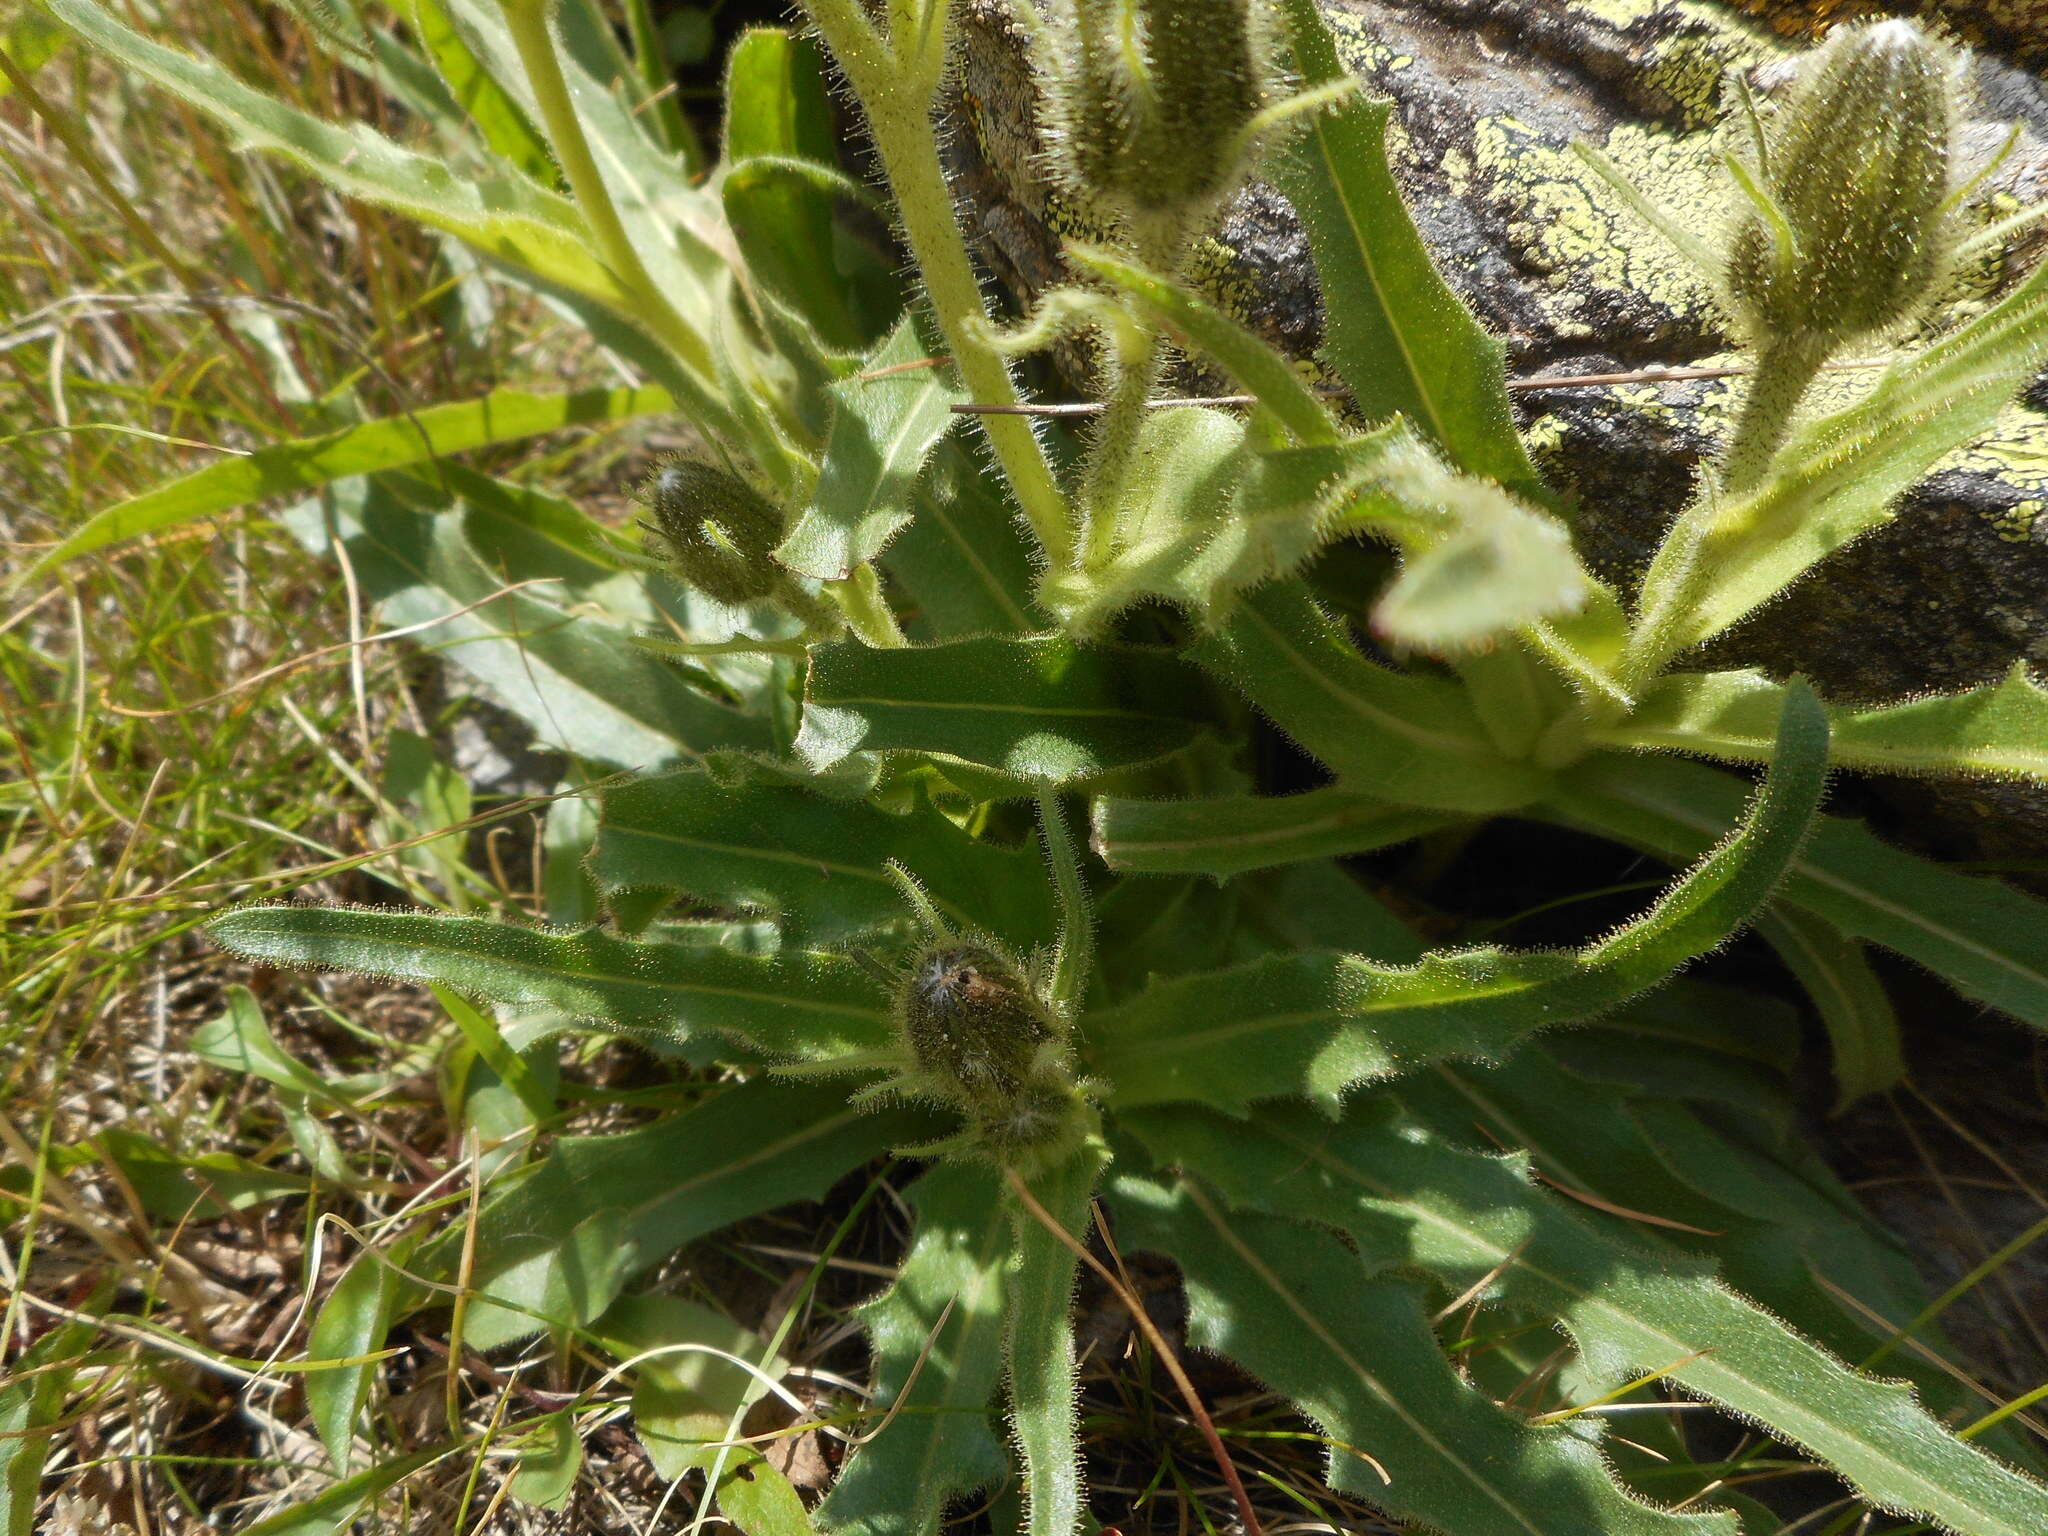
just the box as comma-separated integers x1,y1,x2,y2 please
17,384,669,583
288,477,768,767
776,317,964,580
1111,1171,1734,1536
449,1079,925,1349
797,634,1213,788
717,1453,816,1536
46,0,629,309
1675,253,2048,649
1005,1150,1102,1536
1598,665,2048,783
306,1241,409,1473
1189,581,1553,813
207,907,894,1061
593,771,1056,946
1091,785,1458,878
1755,908,1905,1110
723,28,890,352
818,1163,1011,1536
507,1410,582,1511
1546,749,2048,1026
885,440,1037,639
1134,1102,2048,1536
241,1446,454,1536
596,1294,778,1477
1089,683,1827,1108
0,1317,94,1536
408,0,553,178
1270,0,1542,494
189,984,331,1099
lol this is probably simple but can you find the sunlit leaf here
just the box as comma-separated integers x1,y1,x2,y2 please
1090,684,1825,1108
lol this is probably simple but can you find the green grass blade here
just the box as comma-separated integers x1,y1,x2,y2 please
207,906,893,1061
1112,1171,1735,1536
18,384,669,584
1091,786,1458,878
1546,749,2048,1026
1090,683,1826,1108
1271,0,1542,494
818,1162,1012,1536
1135,1103,2048,1536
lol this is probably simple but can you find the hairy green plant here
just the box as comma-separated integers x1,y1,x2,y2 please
32,0,2048,1531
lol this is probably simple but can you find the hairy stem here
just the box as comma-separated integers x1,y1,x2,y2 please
1718,332,1830,497
1036,788,1094,1014
826,563,906,647
499,0,715,383
799,0,1075,568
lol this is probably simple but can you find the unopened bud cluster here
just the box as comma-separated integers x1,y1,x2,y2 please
1045,0,1276,252
1721,19,1965,349
641,457,786,606
897,940,1093,1164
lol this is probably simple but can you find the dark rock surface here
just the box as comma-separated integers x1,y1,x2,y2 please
947,0,2048,864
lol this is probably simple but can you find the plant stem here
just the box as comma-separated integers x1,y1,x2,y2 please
1035,787,1094,1014
800,0,1075,569
826,563,906,647
499,0,715,383
1718,332,1829,497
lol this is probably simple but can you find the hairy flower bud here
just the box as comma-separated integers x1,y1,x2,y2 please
641,457,785,606
1049,0,1272,243
896,941,1087,1159
1722,19,1962,347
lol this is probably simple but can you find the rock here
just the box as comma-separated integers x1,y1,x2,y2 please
946,0,2048,865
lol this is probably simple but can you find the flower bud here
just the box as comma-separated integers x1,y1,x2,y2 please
897,941,1088,1158
1721,19,1962,346
641,457,785,606
1048,0,1272,239
900,943,1054,1105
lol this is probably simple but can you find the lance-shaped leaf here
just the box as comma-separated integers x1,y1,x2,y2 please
885,439,1037,639
796,634,1213,786
287,478,768,767
1545,749,2048,1026
208,907,893,1061
45,0,627,312
1674,252,2048,650
593,771,1057,946
1598,665,2048,783
1192,581,1553,813
1110,1172,1734,1536
1004,1149,1102,1536
776,317,963,580
1270,0,1542,495
439,1079,926,1349
1132,1103,2048,1536
818,1163,1011,1536
722,28,891,352
1088,682,1826,1108
1755,908,1906,1110
17,384,668,584
1092,785,1458,878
